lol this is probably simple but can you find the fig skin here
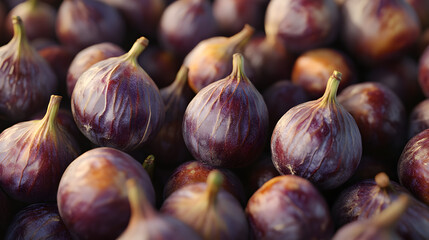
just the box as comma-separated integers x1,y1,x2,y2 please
183,53,269,168
246,175,334,240
57,147,156,240
158,0,218,58
0,16,57,122
265,0,340,53
0,95,80,203
408,99,429,138
5,203,72,240
418,44,429,98
405,0,429,28
66,42,125,96
398,129,429,205
71,37,165,152
271,71,362,190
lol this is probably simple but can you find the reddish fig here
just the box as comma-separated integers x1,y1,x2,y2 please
0,95,80,203
418,44,429,97
71,37,165,151
271,71,362,189
408,99,429,138
405,0,429,28
183,53,268,168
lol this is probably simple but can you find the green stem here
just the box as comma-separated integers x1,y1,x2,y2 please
41,95,62,130
320,70,342,107
230,53,248,83
204,170,224,207
27,0,39,9
12,16,29,57
228,24,254,50
142,155,155,180
124,37,149,66
126,179,156,220
169,65,189,95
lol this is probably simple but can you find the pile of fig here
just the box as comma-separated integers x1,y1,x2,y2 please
1,0,429,239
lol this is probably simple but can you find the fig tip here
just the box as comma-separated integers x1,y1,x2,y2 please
332,70,342,80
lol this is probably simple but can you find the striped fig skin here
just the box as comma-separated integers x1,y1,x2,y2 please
271,71,362,190
182,53,268,168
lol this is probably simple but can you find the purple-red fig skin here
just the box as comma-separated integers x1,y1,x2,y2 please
418,45,429,98
408,99,429,138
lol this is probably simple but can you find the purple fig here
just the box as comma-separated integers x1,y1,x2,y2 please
418,44,429,97
405,0,429,28
408,99,429,138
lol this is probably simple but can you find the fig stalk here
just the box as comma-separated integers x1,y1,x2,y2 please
373,195,409,229
124,37,149,65
204,170,223,207
142,155,155,180
321,71,341,106
127,179,156,220
228,24,254,50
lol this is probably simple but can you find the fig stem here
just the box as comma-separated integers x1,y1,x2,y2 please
142,155,155,180
372,194,409,229
320,70,342,106
169,65,189,96
126,179,156,221
204,170,224,207
28,0,39,9
228,24,254,50
231,53,248,83
12,16,29,56
124,37,149,66
375,172,391,189
42,95,62,129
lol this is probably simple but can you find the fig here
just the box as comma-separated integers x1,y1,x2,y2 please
71,37,165,152
183,53,268,168
265,0,340,53
5,0,56,41
398,129,429,205
118,179,201,240
246,175,334,239
341,0,421,64
332,172,429,240
159,0,218,58
291,48,357,99
56,0,125,53
405,0,429,28
5,203,72,240
332,195,410,240
66,42,125,96
408,99,429,138
0,16,57,123
57,147,156,240
161,170,249,240
184,24,254,93
418,44,429,97
0,95,80,203
244,154,280,197
271,71,362,189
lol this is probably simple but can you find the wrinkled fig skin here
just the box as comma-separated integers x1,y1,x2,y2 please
0,16,57,122
71,38,165,151
265,0,340,53
5,203,72,240
408,99,429,138
0,95,80,203
418,45,429,98
56,0,125,53
246,175,334,240
291,48,357,99
163,161,246,205
159,0,218,58
398,129,429,205
183,54,269,168
341,0,421,64
332,174,429,240
271,72,362,190
66,42,125,96
57,147,156,240
338,82,407,155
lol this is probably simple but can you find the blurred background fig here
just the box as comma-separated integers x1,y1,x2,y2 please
57,147,156,240
161,170,249,240
418,45,429,97
405,0,429,29
183,53,268,168
408,99,429,138
271,71,362,189
71,37,165,151
246,175,334,240
243,154,280,198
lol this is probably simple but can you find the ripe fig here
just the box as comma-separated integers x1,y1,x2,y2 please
271,71,362,189
0,16,57,122
183,53,268,168
418,44,429,97
184,24,254,93
408,99,429,138
57,147,156,240
0,95,80,203
118,179,201,240
405,0,429,28
159,0,218,58
398,129,429,205
71,37,165,152
246,175,334,239
161,170,249,240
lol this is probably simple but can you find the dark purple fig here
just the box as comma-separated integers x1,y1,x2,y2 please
265,0,340,53
337,82,407,156
332,172,429,240
56,0,125,53
405,0,429,28
0,95,80,203
246,175,334,240
408,99,429,138
5,203,72,240
332,195,410,240
5,0,56,41
418,44,429,97
66,42,125,96
183,53,268,168
244,154,280,197
161,170,249,240
163,160,246,205
146,66,193,168
117,179,201,240
271,71,362,190
341,0,421,64
0,16,57,122
347,154,398,185
398,129,429,205
159,0,218,58
71,37,165,152
57,147,156,240
291,48,357,99
184,24,254,93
